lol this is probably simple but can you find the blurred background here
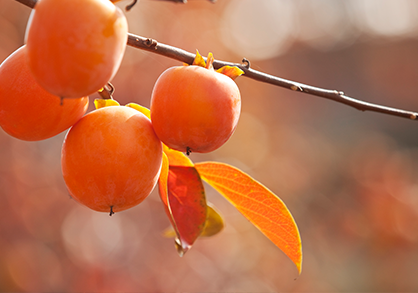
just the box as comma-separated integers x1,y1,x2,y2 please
2,0,418,291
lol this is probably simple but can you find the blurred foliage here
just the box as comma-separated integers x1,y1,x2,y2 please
2,0,418,291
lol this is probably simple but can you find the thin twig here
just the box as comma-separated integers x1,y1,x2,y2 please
127,34,418,121
15,0,418,121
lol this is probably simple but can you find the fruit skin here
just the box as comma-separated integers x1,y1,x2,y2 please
0,46,89,141
150,65,241,153
26,0,128,98
61,106,163,213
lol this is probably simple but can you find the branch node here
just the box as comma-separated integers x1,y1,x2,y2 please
410,114,417,120
291,84,303,92
334,90,345,96
242,58,251,69
144,38,158,49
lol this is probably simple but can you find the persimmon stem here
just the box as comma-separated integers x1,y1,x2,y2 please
125,0,137,11
15,0,418,122
98,83,115,100
110,206,114,216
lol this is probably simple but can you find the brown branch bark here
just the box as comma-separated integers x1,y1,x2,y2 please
14,0,418,122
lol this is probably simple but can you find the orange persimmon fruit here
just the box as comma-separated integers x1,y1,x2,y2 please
150,54,242,154
61,105,163,214
0,45,89,141
25,0,128,98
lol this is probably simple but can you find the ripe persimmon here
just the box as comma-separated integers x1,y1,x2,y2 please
61,105,163,214
150,55,242,154
0,46,88,141
25,0,128,98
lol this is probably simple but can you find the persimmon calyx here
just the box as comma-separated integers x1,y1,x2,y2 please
125,103,151,119
94,99,152,120
191,50,244,80
94,98,120,109
216,66,244,81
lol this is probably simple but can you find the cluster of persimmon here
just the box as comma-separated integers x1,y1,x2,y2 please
0,0,243,215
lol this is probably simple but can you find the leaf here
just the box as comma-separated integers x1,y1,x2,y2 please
158,153,207,256
125,102,151,119
94,98,120,109
200,203,224,237
159,153,170,208
163,203,224,238
194,162,303,274
217,65,245,80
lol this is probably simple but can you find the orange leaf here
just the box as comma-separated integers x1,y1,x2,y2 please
158,153,207,256
159,153,170,208
194,162,302,274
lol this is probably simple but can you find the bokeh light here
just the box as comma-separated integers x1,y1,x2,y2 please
351,0,418,38
221,0,296,61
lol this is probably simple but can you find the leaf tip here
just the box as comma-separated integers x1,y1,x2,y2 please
295,256,302,275
174,237,190,257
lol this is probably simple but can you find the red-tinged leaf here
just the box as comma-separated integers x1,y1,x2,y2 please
194,162,303,274
168,166,207,254
163,203,224,238
158,153,207,256
217,65,245,80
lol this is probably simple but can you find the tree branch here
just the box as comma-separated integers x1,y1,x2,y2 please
14,0,418,121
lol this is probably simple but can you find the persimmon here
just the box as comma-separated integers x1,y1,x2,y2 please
0,45,89,141
150,53,242,154
61,105,163,214
25,0,128,98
